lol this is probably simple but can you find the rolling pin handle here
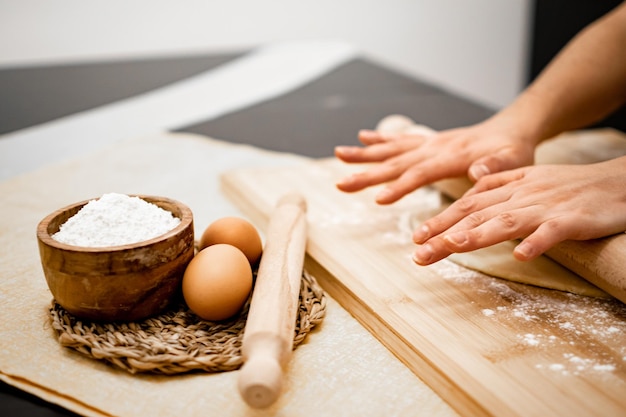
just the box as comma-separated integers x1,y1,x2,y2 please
238,354,283,409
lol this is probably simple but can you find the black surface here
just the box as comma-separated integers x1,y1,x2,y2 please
0,52,493,416
529,0,626,131
179,58,495,158
0,53,241,135
1,380,79,417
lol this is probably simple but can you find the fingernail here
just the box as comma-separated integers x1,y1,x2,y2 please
514,242,534,260
375,188,393,203
469,164,490,180
336,175,353,187
413,243,434,265
335,146,353,155
359,129,377,138
444,232,467,247
413,225,430,243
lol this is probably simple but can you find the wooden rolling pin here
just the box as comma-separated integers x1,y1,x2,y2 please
237,192,308,409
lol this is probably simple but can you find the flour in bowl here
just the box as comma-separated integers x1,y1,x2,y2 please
52,193,181,247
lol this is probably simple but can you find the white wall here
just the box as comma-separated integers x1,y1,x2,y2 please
0,0,532,109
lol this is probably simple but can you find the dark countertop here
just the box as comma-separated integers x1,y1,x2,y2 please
0,51,494,417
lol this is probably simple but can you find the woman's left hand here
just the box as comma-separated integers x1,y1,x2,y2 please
412,156,626,265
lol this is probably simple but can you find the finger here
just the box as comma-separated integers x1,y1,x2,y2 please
513,218,571,261
359,129,388,145
335,171,371,192
440,209,535,253
334,146,369,163
375,155,467,204
335,138,421,164
464,167,528,197
376,148,476,204
336,160,408,193
338,143,437,194
467,151,510,182
334,144,403,163
360,129,432,146
358,129,403,145
412,239,452,266
334,131,400,163
413,187,513,243
467,147,528,181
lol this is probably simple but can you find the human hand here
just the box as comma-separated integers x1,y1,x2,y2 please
335,119,537,205
412,156,626,265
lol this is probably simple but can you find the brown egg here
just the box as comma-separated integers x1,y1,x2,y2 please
182,244,253,321
199,216,263,265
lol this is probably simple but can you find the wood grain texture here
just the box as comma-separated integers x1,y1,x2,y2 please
238,193,308,408
36,195,195,321
221,129,626,417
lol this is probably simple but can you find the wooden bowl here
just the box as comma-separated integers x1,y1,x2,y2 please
37,195,195,322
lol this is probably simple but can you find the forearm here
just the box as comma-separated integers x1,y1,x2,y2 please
493,2,626,144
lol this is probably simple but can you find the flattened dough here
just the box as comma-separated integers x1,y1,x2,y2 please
404,211,610,298
378,115,611,298
448,242,610,298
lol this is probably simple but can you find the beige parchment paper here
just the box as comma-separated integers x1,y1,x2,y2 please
0,132,456,417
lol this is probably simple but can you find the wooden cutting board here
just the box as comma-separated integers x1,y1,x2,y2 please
221,128,626,417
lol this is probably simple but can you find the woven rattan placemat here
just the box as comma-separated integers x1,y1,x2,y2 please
49,270,326,375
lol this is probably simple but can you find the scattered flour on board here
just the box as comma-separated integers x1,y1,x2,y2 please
52,193,181,247
307,189,625,378
430,258,626,377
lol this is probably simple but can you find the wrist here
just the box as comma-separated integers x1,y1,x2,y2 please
487,88,563,146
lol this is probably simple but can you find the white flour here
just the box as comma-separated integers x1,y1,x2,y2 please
52,193,180,247
431,258,626,377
